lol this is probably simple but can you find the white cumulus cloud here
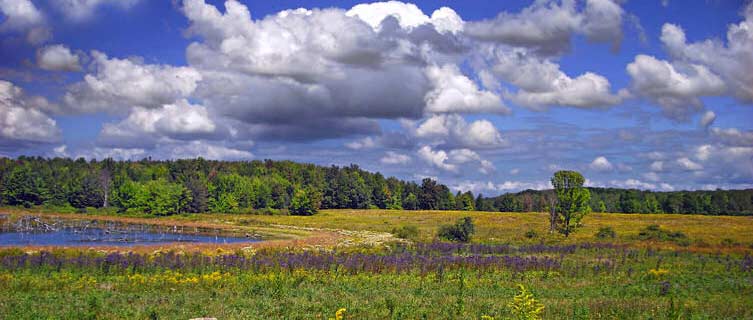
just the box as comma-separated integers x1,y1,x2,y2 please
37,44,82,71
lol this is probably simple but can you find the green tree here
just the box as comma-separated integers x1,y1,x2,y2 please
1,165,48,207
184,176,209,213
68,173,104,209
459,191,475,211
495,194,521,212
403,192,418,210
598,200,607,213
551,170,591,237
475,193,486,211
289,187,318,216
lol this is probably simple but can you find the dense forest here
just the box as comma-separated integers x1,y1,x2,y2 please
0,156,473,215
480,188,753,216
0,157,750,216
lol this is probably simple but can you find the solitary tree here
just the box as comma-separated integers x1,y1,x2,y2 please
551,170,591,237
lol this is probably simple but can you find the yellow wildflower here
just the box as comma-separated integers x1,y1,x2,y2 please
328,308,347,320
648,268,669,279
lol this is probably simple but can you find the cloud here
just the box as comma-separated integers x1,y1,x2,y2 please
424,64,508,114
488,48,624,109
645,151,666,161
414,114,506,148
179,0,476,141
448,148,481,163
417,145,457,172
695,144,712,161
649,161,664,172
479,159,496,174
642,172,660,182
465,0,624,55
0,80,60,148
624,6,753,121
51,0,141,22
67,147,146,160
589,156,614,171
699,110,716,129
346,1,463,34
97,99,218,149
604,178,674,191
168,140,253,160
65,141,253,161
0,0,49,44
36,44,82,71
64,51,202,113
416,146,495,174
446,148,496,174
677,157,703,171
380,151,411,165
659,7,753,103
345,136,377,150
626,54,726,120
580,0,625,51
0,0,43,30
690,143,753,181
709,127,753,147
453,180,551,194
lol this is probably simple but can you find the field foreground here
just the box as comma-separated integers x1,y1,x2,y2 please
1,209,752,319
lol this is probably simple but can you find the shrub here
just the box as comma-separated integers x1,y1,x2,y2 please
438,217,475,242
391,225,419,239
638,225,687,243
595,227,616,239
524,230,538,239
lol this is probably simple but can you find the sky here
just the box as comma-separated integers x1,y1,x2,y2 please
1,0,752,195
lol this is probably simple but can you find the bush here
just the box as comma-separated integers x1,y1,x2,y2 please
438,217,475,242
638,224,687,243
524,229,538,239
595,227,616,239
289,188,317,216
391,225,419,239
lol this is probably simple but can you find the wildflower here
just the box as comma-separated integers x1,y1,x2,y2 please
329,308,347,320
648,268,669,279
508,284,544,320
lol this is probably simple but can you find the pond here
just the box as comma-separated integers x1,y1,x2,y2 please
0,215,259,247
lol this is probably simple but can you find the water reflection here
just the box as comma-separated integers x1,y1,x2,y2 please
0,215,258,247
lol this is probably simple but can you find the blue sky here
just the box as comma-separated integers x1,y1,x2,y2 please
1,0,752,194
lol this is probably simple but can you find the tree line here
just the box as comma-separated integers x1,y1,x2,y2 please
480,187,753,216
1,157,749,216
0,157,476,215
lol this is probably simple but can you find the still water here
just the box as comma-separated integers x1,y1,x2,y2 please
0,215,258,247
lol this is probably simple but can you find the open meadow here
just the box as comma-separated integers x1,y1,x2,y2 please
1,209,752,319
